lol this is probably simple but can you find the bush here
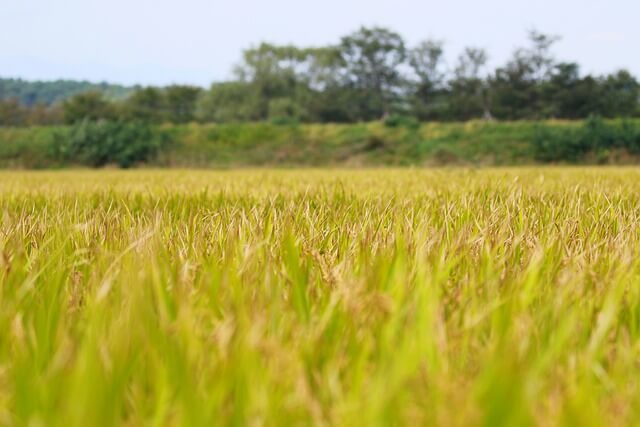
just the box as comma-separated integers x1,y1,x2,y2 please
532,125,583,162
383,114,420,130
617,120,640,154
532,117,640,163
53,120,165,168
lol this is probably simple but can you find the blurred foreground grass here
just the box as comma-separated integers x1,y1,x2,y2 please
1,168,640,426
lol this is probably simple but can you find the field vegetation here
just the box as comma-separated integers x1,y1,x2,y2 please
1,169,640,425
2,118,640,168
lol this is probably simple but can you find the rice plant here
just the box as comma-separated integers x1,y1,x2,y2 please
1,168,640,426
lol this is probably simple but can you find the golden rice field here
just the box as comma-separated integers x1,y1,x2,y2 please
2,168,640,426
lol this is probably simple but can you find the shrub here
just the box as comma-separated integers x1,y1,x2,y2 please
53,120,165,168
532,117,640,163
617,120,640,154
532,125,583,162
383,114,420,130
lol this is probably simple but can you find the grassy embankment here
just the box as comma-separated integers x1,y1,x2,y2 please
0,120,599,168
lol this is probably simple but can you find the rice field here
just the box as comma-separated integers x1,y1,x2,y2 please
1,168,640,426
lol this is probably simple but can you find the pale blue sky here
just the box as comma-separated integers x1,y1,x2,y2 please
1,0,636,87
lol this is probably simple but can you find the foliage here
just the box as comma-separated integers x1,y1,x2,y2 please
121,87,167,123
53,120,165,167
532,117,640,162
0,126,65,168
0,78,134,106
383,114,420,130
2,119,640,168
2,27,640,127
164,85,202,124
63,92,117,124
197,81,262,123
339,27,407,119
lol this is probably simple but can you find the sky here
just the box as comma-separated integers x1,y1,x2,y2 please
1,0,637,87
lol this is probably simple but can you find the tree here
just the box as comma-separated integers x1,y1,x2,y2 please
302,47,353,122
543,63,598,119
62,92,115,124
408,40,449,120
490,30,560,119
339,27,407,120
26,103,63,125
448,47,491,120
197,81,262,122
599,70,639,118
527,30,561,82
410,40,446,90
0,98,26,126
164,85,202,124
233,43,313,120
123,87,166,123
305,47,345,91
3,26,639,125
0,78,133,106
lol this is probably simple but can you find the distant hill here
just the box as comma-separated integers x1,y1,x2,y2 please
0,78,136,106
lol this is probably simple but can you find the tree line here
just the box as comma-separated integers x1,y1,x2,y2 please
1,26,639,127
0,78,132,107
